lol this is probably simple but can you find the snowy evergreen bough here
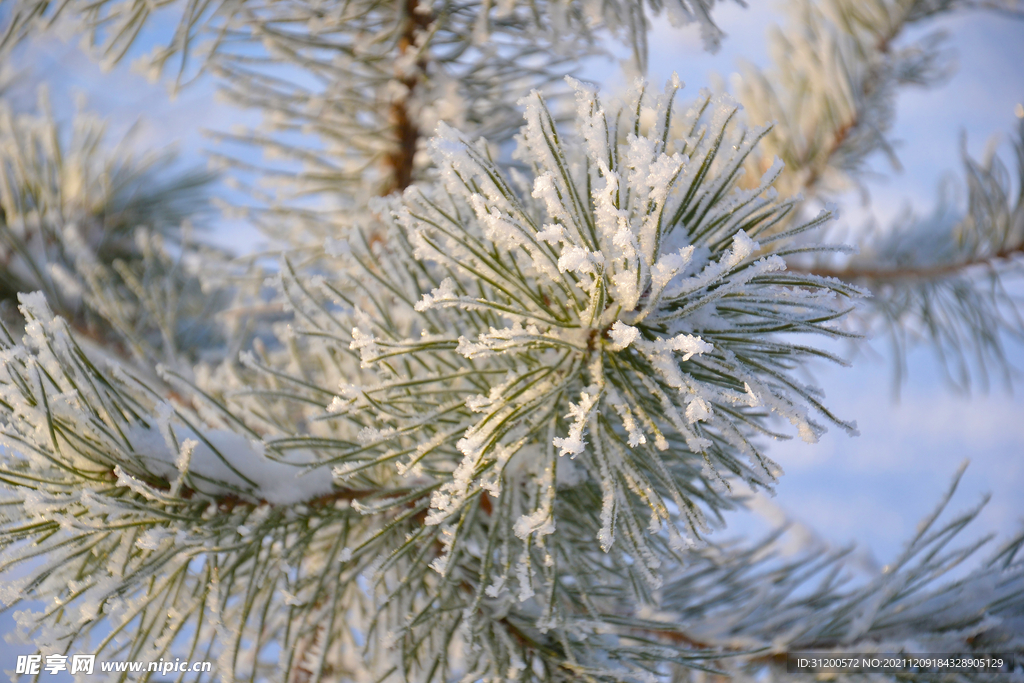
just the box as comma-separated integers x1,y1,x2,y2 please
1,0,1024,679
349,76,863,571
0,77,884,682
730,0,1024,389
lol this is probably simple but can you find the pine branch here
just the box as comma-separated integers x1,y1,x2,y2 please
0,90,227,370
1,0,1022,680
732,0,1021,199
0,0,735,81
0,78,872,681
653,463,1024,680
233,78,866,678
793,121,1024,391
729,0,1024,390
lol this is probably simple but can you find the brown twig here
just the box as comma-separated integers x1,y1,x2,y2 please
791,242,1024,283
802,118,856,193
380,0,433,197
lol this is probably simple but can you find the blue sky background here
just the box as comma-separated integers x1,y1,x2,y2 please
3,0,1024,669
